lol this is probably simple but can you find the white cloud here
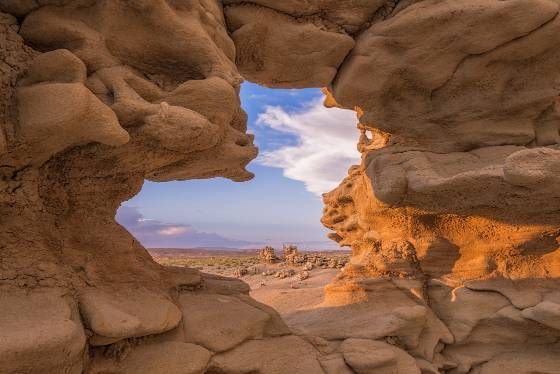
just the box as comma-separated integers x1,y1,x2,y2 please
256,98,360,195
157,226,189,236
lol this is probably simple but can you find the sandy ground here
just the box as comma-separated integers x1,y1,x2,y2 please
148,248,348,330
245,264,339,313
149,248,261,276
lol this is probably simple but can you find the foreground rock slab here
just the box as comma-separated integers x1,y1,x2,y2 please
179,293,271,352
79,289,182,345
0,290,85,374
341,338,421,374
89,341,211,374
209,335,325,374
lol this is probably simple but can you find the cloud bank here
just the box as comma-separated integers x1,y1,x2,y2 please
256,98,360,196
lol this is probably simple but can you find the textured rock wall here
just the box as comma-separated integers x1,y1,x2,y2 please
0,2,276,373
225,0,560,372
2,0,560,373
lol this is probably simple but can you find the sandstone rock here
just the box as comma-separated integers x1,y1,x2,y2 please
521,301,560,330
163,266,202,290
0,290,86,374
415,358,441,374
275,269,296,279
209,335,325,374
341,338,421,374
298,270,311,281
410,310,454,361
226,4,354,87
465,278,542,309
441,302,560,373
475,348,560,374
504,147,560,188
0,0,39,17
79,289,182,345
235,293,292,337
327,257,347,269
20,1,239,83
259,246,278,263
142,105,221,153
288,278,430,347
233,266,248,278
223,0,388,32
202,273,251,295
179,293,271,352
89,341,211,374
430,286,511,343
16,81,129,164
367,239,420,276
320,354,355,374
163,76,239,128
3,0,560,372
283,244,306,265
334,0,560,147
20,49,86,85
322,0,560,303
362,145,560,215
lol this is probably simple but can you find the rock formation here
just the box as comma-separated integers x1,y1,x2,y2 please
259,245,278,263
317,0,560,372
282,244,304,265
0,2,282,373
1,0,560,373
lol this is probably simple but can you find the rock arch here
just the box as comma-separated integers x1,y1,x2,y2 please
1,0,560,373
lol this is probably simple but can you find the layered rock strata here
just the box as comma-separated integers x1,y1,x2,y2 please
1,0,560,373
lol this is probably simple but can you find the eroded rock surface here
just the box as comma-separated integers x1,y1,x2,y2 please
0,1,261,372
225,0,560,371
179,293,272,352
341,338,420,374
317,1,560,371
2,0,560,373
0,290,85,374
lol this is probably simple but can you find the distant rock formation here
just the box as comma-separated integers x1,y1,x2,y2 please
259,246,278,263
1,0,560,373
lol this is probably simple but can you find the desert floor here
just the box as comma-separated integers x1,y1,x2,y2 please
148,248,350,332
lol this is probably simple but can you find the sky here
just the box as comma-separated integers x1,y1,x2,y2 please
116,82,360,250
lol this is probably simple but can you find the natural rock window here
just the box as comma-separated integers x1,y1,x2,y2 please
2,1,560,373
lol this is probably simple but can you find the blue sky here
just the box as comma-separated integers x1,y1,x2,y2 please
116,82,359,249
